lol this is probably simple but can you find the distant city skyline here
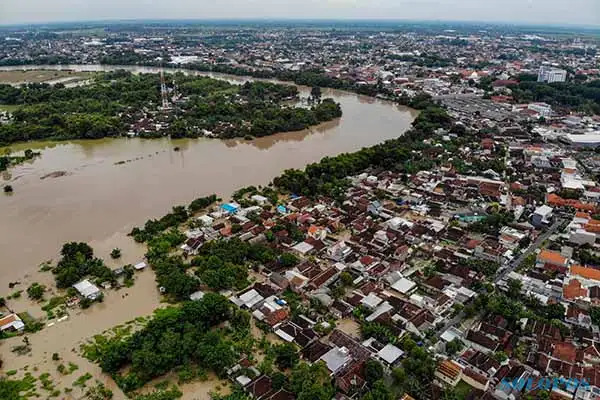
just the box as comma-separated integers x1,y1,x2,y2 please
0,0,598,27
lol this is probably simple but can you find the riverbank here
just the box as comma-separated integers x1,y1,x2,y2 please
0,65,418,399
0,70,92,85
0,70,343,145
0,62,432,111
0,67,417,286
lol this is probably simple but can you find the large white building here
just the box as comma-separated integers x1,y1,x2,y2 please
528,102,553,118
537,66,567,83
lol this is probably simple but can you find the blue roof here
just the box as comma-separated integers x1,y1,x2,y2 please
277,205,287,213
221,203,239,212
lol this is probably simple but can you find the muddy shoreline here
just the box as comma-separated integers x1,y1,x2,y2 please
0,65,417,398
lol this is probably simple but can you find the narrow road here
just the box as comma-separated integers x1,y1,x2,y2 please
435,218,565,339
496,218,565,283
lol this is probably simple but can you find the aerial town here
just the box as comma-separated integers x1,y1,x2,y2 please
1,18,600,400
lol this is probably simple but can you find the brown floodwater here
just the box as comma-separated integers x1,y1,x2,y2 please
0,65,416,399
0,65,418,283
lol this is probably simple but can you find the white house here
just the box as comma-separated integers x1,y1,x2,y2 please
73,279,101,300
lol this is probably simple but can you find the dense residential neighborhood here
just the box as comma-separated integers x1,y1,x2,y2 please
1,19,600,400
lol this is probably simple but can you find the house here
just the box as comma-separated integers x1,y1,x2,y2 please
320,346,353,375
465,330,500,354
532,205,553,228
537,249,569,274
327,241,353,262
251,194,269,205
376,343,404,366
189,290,205,301
563,279,588,300
73,279,101,300
197,215,214,226
462,367,490,391
291,241,315,256
233,288,265,310
571,265,600,282
391,277,417,296
247,375,273,399
0,313,25,332
221,202,240,214
435,360,463,387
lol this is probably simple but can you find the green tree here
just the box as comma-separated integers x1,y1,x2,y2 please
361,380,393,400
279,253,299,268
274,343,299,369
311,86,322,101
340,271,354,286
26,282,45,301
446,338,464,356
110,248,122,259
507,278,522,298
364,359,384,387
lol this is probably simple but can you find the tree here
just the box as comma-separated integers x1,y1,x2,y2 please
493,351,508,363
340,271,354,286
274,343,299,369
361,380,393,400
85,382,113,400
26,283,45,301
446,338,464,356
289,363,334,400
53,242,113,288
271,372,286,390
3,185,13,193
364,359,384,387
507,278,522,298
110,248,122,259
279,253,299,268
591,306,600,326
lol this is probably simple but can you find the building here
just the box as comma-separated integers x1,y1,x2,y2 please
532,205,553,228
320,346,352,375
435,360,463,387
537,249,569,273
528,103,553,119
73,279,101,300
538,66,567,83
376,343,404,366
0,313,25,332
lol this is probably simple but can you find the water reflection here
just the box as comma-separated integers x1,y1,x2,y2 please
223,118,341,150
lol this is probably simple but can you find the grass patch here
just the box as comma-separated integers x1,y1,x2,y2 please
454,380,474,400
73,373,92,388
38,372,55,391
17,312,44,333
0,372,37,399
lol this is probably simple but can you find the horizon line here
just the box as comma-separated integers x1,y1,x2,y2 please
0,17,599,31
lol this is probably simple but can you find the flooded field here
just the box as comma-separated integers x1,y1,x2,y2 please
0,65,418,285
0,65,417,398
0,69,91,84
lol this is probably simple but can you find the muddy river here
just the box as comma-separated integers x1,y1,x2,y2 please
0,64,418,283
0,65,417,399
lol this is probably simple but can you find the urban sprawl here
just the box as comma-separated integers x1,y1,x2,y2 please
1,21,600,400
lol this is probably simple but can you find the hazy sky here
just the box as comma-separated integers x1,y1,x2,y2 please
0,0,598,26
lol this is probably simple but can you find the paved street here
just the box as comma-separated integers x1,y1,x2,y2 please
435,218,565,339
